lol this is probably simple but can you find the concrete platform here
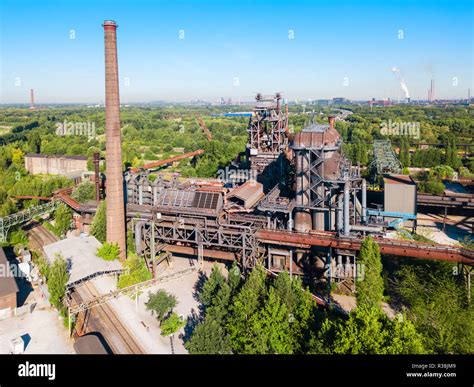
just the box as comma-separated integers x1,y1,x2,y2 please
0,290,74,354
43,235,122,287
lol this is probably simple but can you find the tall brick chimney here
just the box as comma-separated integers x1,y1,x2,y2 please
103,20,126,260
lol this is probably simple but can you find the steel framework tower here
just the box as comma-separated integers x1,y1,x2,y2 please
247,93,288,177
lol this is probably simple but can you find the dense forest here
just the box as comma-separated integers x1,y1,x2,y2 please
185,238,473,354
81,178,472,355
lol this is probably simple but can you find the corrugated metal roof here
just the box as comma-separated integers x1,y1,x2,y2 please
227,180,264,208
292,126,340,149
383,174,416,185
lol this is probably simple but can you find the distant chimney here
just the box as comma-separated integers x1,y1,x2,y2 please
103,20,126,260
30,89,35,109
328,115,335,129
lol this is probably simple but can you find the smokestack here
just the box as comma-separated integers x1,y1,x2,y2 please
276,92,282,113
30,89,35,109
328,115,335,129
103,20,126,260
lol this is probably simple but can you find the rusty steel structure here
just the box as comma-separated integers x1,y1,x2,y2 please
119,94,473,284
129,149,204,174
247,93,289,185
103,20,126,260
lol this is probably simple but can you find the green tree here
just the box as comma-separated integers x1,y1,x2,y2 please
227,264,267,352
399,137,411,167
117,255,152,288
28,132,41,153
146,289,177,322
160,312,185,336
47,254,69,309
246,287,296,354
199,265,228,307
431,165,454,180
54,203,72,236
186,315,232,354
91,200,106,242
71,181,95,203
444,135,461,170
272,272,314,351
8,229,28,248
320,305,425,354
357,236,384,308
227,261,241,295
396,264,473,353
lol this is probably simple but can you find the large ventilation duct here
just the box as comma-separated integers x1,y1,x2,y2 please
103,20,126,260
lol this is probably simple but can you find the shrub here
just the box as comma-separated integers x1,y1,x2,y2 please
117,255,152,288
160,312,185,336
97,242,120,261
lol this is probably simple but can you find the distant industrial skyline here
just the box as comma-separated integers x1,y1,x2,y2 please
0,0,472,104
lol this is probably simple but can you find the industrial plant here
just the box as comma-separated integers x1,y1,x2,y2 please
0,9,472,371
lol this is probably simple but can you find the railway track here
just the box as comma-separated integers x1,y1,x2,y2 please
26,222,58,251
74,281,145,354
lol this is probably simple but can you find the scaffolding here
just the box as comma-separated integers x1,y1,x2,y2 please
371,140,402,177
138,214,264,269
247,93,288,177
0,201,58,242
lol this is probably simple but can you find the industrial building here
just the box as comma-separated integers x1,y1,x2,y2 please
25,153,88,178
124,92,436,282
6,19,471,298
0,248,19,311
383,174,417,228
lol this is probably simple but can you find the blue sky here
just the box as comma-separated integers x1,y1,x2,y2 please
0,0,472,103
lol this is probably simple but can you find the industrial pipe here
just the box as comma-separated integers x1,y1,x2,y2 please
343,182,350,236
362,179,367,224
349,224,383,233
134,221,145,255
337,193,343,233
